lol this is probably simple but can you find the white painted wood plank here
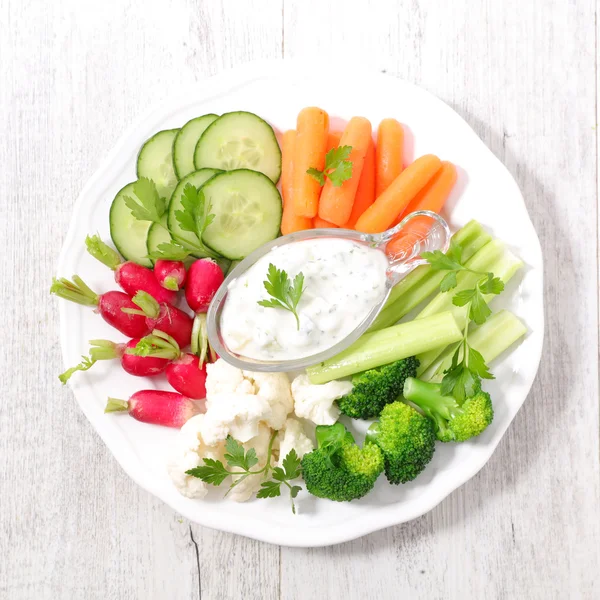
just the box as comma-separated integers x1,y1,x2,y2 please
0,1,282,598
281,1,600,598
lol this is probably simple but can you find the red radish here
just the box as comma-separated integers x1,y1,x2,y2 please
129,330,208,398
58,338,171,384
154,259,187,291
105,390,205,428
85,234,177,305
50,276,150,338
166,353,207,399
185,259,224,313
125,291,193,348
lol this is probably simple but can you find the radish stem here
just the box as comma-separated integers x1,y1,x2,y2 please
105,398,129,413
59,355,96,384
131,291,160,318
85,234,122,270
50,276,98,306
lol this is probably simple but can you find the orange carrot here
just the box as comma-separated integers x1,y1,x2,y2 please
280,130,313,235
326,131,342,152
313,217,338,228
394,161,457,225
318,117,372,226
375,118,404,197
344,137,375,229
292,107,329,218
354,154,442,233
386,217,434,260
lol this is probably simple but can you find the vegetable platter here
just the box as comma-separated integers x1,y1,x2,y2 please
54,62,543,547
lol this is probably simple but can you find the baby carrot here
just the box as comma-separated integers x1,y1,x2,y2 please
376,118,404,197
354,154,442,233
292,107,330,218
326,130,342,152
344,137,375,229
313,216,338,228
386,161,457,257
318,117,372,226
396,161,457,222
280,129,313,235
386,216,437,259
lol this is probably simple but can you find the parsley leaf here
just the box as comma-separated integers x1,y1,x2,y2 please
468,346,495,380
186,459,230,486
479,273,505,295
258,450,303,514
256,480,282,499
257,264,305,330
174,184,219,258
186,434,303,514
123,178,166,224
421,249,465,272
282,448,302,480
424,238,508,401
224,436,259,471
147,242,190,261
306,168,325,186
306,145,353,187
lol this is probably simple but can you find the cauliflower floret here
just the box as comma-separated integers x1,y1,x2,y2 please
242,370,293,430
167,414,226,499
229,424,273,503
276,418,314,466
201,393,272,445
205,360,257,395
291,374,353,425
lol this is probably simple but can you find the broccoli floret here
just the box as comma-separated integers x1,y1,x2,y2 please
366,401,436,484
338,357,420,419
403,377,493,442
301,423,384,502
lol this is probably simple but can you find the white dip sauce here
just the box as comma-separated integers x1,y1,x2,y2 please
220,238,389,361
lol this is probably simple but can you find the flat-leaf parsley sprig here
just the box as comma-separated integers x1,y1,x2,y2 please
422,242,505,402
186,434,304,513
257,263,305,330
307,145,353,187
123,178,220,260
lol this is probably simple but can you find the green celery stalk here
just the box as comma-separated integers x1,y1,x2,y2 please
370,220,491,331
306,311,463,384
416,249,523,374
422,310,527,382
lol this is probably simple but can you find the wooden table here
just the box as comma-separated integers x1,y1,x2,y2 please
2,1,598,598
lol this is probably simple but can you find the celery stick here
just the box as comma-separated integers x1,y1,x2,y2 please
370,221,491,331
422,310,527,382
307,311,463,384
416,249,523,373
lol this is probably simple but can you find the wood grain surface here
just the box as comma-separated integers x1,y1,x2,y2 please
1,1,598,598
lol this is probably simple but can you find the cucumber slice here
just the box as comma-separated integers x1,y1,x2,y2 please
173,115,219,179
137,129,179,200
146,219,172,262
201,170,282,260
194,111,281,183
167,168,223,255
110,182,153,268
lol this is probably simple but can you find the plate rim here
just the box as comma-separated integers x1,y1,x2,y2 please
57,60,545,547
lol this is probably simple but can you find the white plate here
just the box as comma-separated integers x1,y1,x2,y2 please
57,61,544,547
